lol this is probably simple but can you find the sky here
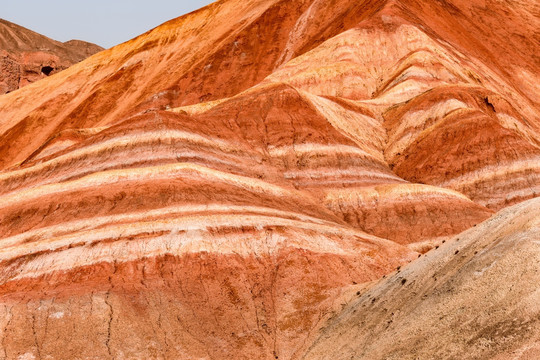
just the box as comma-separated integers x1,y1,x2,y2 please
2,0,215,49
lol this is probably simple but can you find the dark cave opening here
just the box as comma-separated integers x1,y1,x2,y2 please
41,66,54,76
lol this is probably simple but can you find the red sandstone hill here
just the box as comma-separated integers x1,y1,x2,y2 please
0,0,539,359
0,18,103,94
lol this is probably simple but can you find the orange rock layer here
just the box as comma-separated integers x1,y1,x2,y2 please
0,0,538,358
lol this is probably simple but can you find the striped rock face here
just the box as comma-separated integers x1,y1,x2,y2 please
0,0,538,359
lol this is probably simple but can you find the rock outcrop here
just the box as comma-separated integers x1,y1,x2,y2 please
0,0,538,359
0,19,103,94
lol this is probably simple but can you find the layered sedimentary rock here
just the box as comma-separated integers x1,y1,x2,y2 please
0,19,102,94
0,104,418,358
0,0,539,359
304,198,540,360
264,0,540,211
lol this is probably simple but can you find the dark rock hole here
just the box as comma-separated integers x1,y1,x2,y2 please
41,66,54,76
484,97,496,112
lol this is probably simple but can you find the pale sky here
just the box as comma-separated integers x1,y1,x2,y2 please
2,0,215,48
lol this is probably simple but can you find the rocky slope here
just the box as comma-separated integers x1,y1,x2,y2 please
0,0,538,359
0,19,103,94
303,197,540,360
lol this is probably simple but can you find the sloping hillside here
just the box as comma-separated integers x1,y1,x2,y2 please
0,0,538,358
0,19,102,94
304,197,540,360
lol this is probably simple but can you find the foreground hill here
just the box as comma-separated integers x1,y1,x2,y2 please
0,19,102,94
0,0,538,359
304,197,540,360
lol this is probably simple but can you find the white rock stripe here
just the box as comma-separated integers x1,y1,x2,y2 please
439,156,540,189
284,168,403,181
0,216,396,282
0,204,341,249
268,143,383,161
1,147,258,197
0,129,255,182
0,213,370,261
0,163,305,209
324,183,474,202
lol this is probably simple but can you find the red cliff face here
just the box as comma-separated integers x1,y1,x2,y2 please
0,19,103,94
0,0,538,359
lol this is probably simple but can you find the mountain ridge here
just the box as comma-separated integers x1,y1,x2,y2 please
0,0,539,358
0,18,103,94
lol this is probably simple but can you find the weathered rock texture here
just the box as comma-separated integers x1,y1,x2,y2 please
0,0,538,359
303,198,540,360
0,19,103,94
